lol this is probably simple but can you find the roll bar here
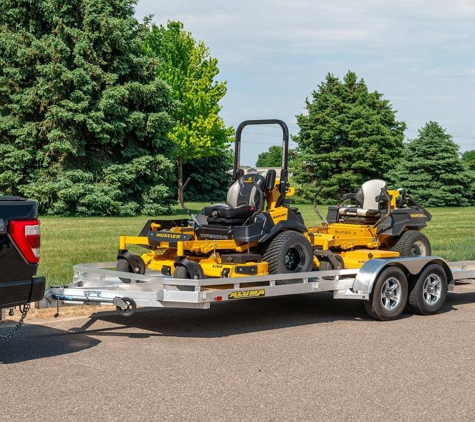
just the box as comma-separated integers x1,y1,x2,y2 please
234,119,290,196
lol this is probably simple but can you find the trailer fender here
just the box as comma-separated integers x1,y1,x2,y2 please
258,220,307,243
353,256,453,298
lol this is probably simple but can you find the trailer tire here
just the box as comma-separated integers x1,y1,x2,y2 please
408,263,447,315
364,266,408,321
262,231,313,284
116,254,146,283
390,230,431,257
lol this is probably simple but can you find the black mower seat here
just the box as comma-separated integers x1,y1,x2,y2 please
204,204,254,219
337,207,380,217
203,172,269,225
338,179,387,219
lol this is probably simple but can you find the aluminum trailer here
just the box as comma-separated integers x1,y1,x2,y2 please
48,257,475,321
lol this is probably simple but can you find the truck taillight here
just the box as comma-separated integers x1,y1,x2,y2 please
10,219,41,264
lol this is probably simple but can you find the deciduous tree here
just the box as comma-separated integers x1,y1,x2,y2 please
144,21,233,201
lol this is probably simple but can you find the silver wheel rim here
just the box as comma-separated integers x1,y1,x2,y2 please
422,273,442,305
411,240,427,256
380,276,402,310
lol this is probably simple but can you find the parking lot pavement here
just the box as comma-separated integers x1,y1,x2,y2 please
2,282,475,421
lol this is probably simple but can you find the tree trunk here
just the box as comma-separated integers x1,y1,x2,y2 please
177,156,183,203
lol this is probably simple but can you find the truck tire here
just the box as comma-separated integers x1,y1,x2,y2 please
407,263,448,315
262,231,313,284
116,255,146,283
390,230,431,257
364,266,408,321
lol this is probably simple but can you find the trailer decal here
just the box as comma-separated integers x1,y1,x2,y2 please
228,289,266,300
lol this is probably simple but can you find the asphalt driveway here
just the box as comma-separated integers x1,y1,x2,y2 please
2,283,475,421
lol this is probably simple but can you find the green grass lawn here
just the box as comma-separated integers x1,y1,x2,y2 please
39,203,475,286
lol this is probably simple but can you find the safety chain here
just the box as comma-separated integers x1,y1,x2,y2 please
0,303,31,340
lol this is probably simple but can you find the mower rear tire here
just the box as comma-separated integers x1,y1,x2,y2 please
262,231,313,283
390,230,431,257
116,255,146,283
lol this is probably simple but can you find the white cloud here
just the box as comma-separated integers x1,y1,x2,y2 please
135,0,475,161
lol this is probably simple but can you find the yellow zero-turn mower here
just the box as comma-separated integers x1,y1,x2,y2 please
117,119,314,288
307,179,432,271
116,119,432,288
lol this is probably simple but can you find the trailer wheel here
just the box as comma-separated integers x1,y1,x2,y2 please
364,266,408,321
116,298,136,317
116,255,146,283
408,263,448,315
390,230,431,257
262,231,313,284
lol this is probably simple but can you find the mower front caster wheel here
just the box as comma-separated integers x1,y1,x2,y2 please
116,254,146,283
173,265,196,291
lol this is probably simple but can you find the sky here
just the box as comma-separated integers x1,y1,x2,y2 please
135,0,475,166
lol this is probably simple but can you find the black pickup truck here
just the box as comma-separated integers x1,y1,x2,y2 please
0,196,45,309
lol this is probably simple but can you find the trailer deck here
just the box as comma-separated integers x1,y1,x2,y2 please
47,257,475,321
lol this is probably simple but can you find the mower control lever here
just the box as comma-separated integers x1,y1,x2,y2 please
373,185,392,232
180,178,202,227
313,186,329,226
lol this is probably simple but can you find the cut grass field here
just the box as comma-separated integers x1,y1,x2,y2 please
39,203,475,286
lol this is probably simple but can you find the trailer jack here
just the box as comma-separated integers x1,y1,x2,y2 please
114,297,136,317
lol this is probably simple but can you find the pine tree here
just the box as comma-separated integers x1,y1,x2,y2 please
462,150,475,171
293,71,406,202
0,0,176,215
387,122,474,206
182,153,233,202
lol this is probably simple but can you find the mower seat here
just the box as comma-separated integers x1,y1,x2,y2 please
338,179,387,219
204,171,275,225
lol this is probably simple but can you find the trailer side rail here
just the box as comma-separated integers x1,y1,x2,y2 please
46,258,475,320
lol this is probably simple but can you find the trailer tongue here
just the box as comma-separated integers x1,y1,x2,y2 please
48,257,475,321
